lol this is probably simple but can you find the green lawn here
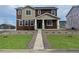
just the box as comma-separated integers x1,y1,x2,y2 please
48,35,79,49
0,34,32,49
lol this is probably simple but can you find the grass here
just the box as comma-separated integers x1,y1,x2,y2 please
0,34,32,49
48,34,79,49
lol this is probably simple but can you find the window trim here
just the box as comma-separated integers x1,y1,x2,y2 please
19,20,23,26
17,10,21,15
46,20,53,26
24,20,28,26
38,10,41,15
30,20,34,26
51,10,55,15
26,10,31,15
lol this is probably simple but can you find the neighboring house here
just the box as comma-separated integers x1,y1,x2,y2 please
66,6,79,29
16,6,60,30
0,24,15,29
59,21,66,28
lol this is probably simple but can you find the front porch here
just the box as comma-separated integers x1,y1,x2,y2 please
34,13,60,30
35,19,59,30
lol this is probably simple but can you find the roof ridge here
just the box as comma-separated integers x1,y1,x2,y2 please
16,5,58,10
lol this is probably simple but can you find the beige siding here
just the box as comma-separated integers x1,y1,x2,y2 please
22,7,35,20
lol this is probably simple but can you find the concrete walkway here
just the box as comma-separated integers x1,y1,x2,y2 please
33,29,44,50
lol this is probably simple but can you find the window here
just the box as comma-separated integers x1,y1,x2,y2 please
30,20,34,26
46,20,53,26
24,20,28,26
18,10,21,15
19,20,23,26
51,10,55,15
26,10,31,15
38,10,41,15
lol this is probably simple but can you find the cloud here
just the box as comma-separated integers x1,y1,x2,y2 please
0,5,18,25
0,5,72,25
57,5,72,21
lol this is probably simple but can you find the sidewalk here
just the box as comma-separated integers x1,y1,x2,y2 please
33,29,44,50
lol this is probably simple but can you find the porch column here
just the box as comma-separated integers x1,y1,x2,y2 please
57,20,60,29
35,19,37,30
42,20,44,29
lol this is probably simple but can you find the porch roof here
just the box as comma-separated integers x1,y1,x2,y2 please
36,13,60,20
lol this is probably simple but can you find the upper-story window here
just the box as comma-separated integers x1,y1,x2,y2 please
51,10,56,15
38,10,41,15
26,10,31,15
17,10,21,15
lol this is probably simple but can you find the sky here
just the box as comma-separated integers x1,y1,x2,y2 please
0,5,72,26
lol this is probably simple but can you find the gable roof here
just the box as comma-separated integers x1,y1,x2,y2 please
36,13,60,19
15,6,35,10
34,7,58,10
23,6,35,9
66,6,79,17
16,5,58,10
15,7,23,10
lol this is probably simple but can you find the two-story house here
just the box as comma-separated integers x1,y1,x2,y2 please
16,6,60,30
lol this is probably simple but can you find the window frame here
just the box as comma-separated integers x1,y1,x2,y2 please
26,10,31,15
24,20,28,26
51,10,56,15
17,9,21,15
46,20,53,26
19,20,23,26
38,10,41,15
30,20,34,26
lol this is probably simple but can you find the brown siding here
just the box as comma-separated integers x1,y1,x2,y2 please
55,9,57,16
16,20,23,30
53,20,57,29
35,9,57,16
41,9,51,14
45,20,57,29
16,10,22,19
35,9,51,16
35,10,38,16
51,9,57,16
17,15,22,19
16,20,35,30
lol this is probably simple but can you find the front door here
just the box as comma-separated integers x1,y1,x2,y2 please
37,20,42,29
